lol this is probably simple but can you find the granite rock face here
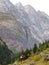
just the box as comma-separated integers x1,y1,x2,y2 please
0,0,49,51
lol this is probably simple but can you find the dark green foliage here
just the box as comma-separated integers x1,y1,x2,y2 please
32,41,49,54
12,50,21,62
13,50,20,58
39,41,49,52
23,49,31,57
19,49,31,61
0,38,13,65
33,43,38,54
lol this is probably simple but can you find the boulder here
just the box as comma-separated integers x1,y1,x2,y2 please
44,52,49,62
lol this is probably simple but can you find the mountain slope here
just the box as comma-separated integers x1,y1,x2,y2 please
0,12,27,51
0,0,49,51
25,5,49,42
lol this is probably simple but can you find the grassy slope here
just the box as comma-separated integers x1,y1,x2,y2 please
11,48,49,65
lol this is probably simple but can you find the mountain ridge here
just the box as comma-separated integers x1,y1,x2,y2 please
0,0,49,51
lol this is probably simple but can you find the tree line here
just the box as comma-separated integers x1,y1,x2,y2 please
0,37,49,64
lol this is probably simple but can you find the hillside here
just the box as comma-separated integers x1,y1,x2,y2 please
10,41,49,65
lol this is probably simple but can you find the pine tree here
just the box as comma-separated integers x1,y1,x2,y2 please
0,38,13,65
33,43,38,54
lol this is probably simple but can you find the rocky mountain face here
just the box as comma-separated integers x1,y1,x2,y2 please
24,5,49,42
0,0,49,51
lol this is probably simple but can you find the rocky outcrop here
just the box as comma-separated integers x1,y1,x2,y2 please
44,52,49,62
